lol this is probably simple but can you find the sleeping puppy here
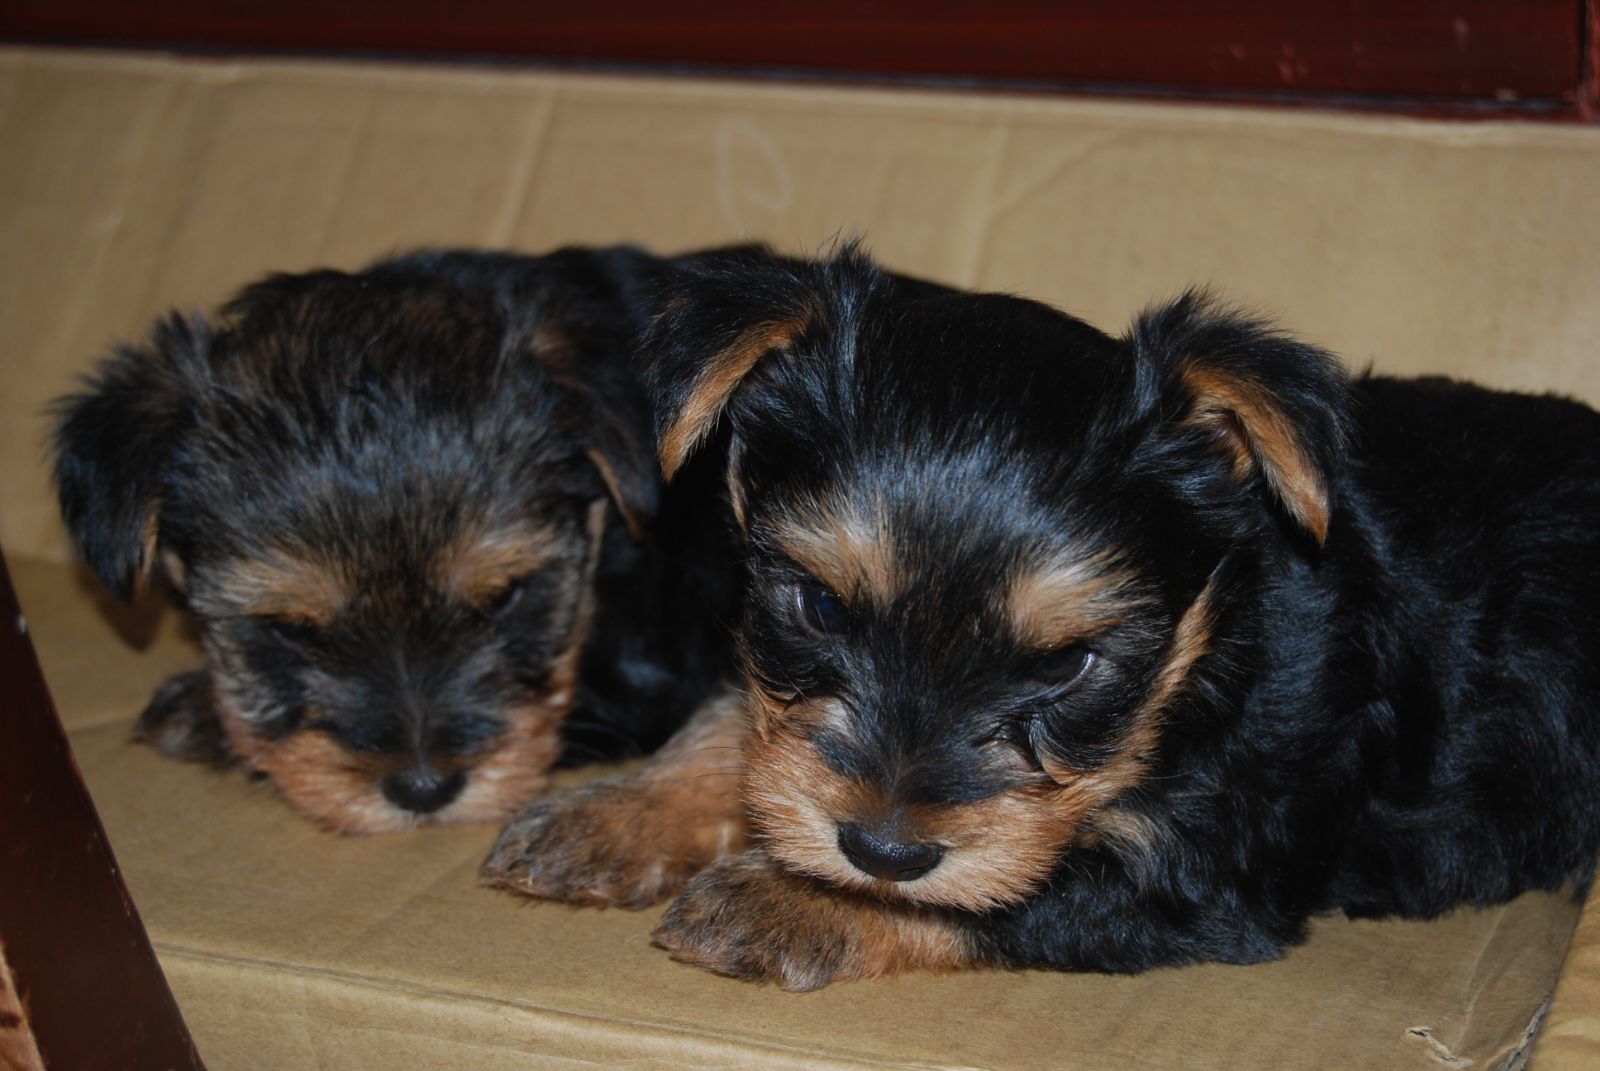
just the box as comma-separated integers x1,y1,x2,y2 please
484,244,1600,990
52,248,735,833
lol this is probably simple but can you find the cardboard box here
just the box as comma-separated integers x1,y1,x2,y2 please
3,46,1598,1069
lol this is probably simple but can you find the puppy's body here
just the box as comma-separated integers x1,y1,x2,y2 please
54,248,737,832
487,246,1600,987
985,374,1600,971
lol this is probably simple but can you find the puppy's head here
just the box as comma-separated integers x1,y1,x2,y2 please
53,257,658,832
649,246,1350,909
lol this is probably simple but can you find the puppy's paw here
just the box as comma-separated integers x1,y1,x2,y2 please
134,669,235,766
651,851,858,990
652,850,975,991
482,776,742,908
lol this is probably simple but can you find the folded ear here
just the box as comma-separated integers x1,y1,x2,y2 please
1131,292,1352,545
51,314,207,600
522,321,661,543
645,244,882,482
583,426,657,544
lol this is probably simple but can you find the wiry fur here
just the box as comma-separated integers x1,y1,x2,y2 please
502,243,1600,988
52,248,739,833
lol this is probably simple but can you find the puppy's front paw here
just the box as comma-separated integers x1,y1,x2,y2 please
482,776,742,908
652,851,976,991
134,669,235,766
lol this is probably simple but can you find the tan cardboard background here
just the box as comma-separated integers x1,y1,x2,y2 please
4,49,1599,564
3,48,1599,1070
11,553,1584,1069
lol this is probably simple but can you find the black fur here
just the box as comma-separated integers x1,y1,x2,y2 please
51,247,738,831
647,244,1600,973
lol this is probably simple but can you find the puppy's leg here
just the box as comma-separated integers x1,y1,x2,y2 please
652,850,985,991
655,836,1302,987
133,669,235,766
481,688,748,908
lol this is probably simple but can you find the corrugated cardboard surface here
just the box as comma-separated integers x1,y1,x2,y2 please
3,47,1598,1069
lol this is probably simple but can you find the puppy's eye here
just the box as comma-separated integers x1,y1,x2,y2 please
262,617,320,648
1033,644,1097,688
487,576,532,616
793,581,848,637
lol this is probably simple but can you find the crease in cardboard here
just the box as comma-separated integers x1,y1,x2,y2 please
1455,887,1580,1066
1407,1026,1474,1068
1500,997,1547,1071
153,943,966,1071
486,98,555,246
953,123,1008,290
308,95,379,266
326,852,494,962
1460,902,1515,1022
714,116,795,236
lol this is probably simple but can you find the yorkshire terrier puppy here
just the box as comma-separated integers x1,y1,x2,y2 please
485,244,1600,991
53,248,734,833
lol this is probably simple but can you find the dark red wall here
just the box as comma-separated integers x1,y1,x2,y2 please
2,2,1594,117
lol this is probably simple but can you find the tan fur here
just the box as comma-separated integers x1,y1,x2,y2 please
156,546,187,592
133,500,161,596
441,521,561,605
529,322,572,363
744,701,1080,912
768,493,899,606
219,691,564,835
213,502,607,834
584,445,645,542
1036,575,1216,786
744,579,1217,911
659,314,810,481
1007,549,1152,650
652,850,978,990
215,552,348,626
726,446,748,529
1183,364,1330,543
524,320,647,542
481,689,751,906
1081,804,1168,873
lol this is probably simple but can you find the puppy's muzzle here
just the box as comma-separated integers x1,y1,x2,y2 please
382,767,466,815
837,821,945,881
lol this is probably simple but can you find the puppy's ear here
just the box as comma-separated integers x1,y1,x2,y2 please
526,323,661,543
645,244,882,481
51,314,206,600
1131,292,1352,545
583,421,658,543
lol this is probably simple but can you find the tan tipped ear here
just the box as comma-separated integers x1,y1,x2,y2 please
129,501,161,597
657,315,808,481
156,546,187,593
1182,364,1331,544
585,445,646,543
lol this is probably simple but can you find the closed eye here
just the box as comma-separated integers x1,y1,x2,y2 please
485,574,535,616
1031,644,1097,689
259,615,321,648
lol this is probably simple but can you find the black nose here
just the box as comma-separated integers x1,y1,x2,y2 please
381,768,465,815
837,822,945,881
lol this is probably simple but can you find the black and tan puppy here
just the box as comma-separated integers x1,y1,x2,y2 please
485,244,1600,990
53,248,735,833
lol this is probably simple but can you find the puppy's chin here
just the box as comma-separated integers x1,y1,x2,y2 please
743,718,1083,913
219,699,565,836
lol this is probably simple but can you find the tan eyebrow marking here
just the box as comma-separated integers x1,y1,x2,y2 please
1007,549,1152,650
769,495,899,605
220,553,349,626
441,522,564,603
